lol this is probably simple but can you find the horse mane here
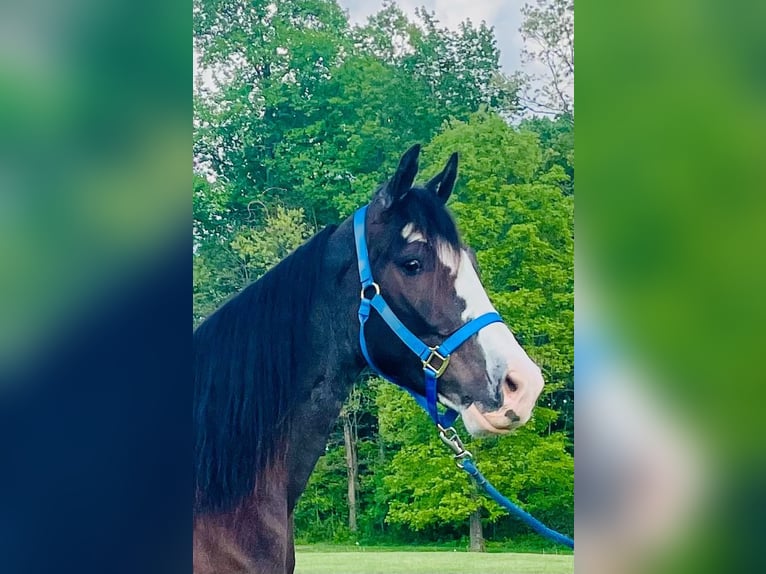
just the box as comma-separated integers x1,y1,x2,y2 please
193,225,337,513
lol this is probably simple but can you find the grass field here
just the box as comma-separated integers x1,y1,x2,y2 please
294,549,574,574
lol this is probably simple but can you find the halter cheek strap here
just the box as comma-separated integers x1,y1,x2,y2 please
353,206,503,427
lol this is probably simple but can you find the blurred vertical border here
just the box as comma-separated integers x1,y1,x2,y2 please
0,0,190,573
578,0,766,572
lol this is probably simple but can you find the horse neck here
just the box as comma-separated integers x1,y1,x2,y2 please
281,218,365,510
194,220,364,573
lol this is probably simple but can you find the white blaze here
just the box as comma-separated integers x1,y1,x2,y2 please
438,245,545,433
401,223,426,243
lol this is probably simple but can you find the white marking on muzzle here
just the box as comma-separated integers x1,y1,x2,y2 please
437,245,544,431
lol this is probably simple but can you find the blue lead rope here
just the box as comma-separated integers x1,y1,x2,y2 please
460,459,574,549
353,205,573,550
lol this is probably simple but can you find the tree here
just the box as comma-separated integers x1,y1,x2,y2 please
517,0,574,118
520,115,574,195
424,111,574,439
378,387,574,544
469,504,485,552
193,204,314,325
194,0,352,225
354,3,519,119
375,112,574,546
340,386,363,532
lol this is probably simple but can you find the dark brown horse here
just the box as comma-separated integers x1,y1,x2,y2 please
193,146,544,573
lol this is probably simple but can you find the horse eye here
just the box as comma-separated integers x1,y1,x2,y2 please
401,259,422,275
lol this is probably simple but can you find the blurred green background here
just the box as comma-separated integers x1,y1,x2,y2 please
578,0,766,572
0,0,188,376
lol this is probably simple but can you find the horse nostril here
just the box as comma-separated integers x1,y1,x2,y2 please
505,409,521,423
505,374,518,393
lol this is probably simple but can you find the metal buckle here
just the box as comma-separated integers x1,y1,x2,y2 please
423,347,450,377
438,425,473,468
360,282,381,300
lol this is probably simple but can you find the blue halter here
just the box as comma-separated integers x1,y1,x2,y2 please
353,205,503,427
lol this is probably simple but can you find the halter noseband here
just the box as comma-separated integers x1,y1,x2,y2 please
353,205,503,427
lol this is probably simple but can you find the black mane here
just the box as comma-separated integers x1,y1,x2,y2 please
193,225,336,513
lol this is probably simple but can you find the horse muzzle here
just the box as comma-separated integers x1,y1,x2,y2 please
461,367,545,436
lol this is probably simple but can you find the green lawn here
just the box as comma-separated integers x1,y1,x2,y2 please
294,550,573,574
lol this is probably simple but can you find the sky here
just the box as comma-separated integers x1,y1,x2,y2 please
337,0,529,75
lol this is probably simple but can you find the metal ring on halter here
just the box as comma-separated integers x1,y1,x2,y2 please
360,282,381,300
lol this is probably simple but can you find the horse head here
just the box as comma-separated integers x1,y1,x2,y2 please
359,144,545,435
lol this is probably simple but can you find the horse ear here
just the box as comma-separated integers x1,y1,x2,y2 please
375,144,421,209
425,152,458,204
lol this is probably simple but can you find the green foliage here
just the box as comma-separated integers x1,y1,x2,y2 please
194,0,520,228
520,115,574,194
194,0,574,548
193,203,313,325
376,379,573,536
424,112,574,434
230,205,314,276
294,445,352,543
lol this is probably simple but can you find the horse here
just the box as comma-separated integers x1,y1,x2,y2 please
193,145,545,573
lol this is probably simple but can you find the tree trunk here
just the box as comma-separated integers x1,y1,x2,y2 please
469,508,485,552
342,413,358,532
378,432,386,465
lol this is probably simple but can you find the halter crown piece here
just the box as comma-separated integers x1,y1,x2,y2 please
353,206,504,427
